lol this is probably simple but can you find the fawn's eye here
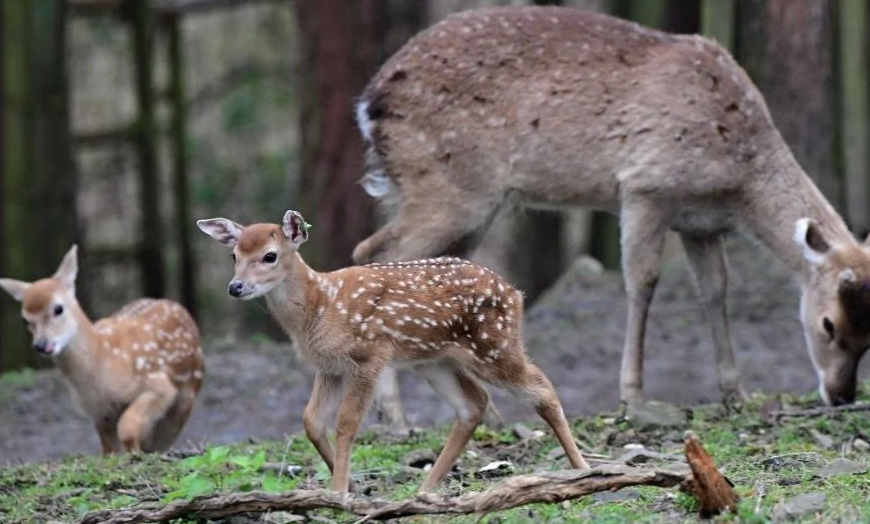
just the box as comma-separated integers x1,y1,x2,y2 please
263,252,277,264
822,317,835,339
53,305,64,316
21,317,29,327
231,253,236,262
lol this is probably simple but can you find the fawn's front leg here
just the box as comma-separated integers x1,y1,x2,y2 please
303,372,345,472
117,379,178,453
332,369,379,492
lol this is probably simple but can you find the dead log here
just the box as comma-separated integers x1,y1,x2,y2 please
683,432,739,517
77,465,689,524
770,402,870,420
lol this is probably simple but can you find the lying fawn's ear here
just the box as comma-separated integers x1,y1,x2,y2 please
53,244,78,289
794,218,831,266
197,218,244,247
0,278,30,302
282,210,310,246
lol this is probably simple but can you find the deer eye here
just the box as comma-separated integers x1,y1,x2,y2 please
822,317,835,339
54,304,64,316
263,252,277,264
231,253,236,262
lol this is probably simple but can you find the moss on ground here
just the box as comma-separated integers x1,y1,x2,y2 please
1,389,869,524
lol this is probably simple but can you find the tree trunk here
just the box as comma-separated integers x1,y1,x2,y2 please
294,0,382,270
838,0,870,234
125,0,166,298
0,0,78,370
737,0,841,208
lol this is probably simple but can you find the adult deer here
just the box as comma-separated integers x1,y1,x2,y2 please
351,6,870,429
0,245,204,453
197,210,588,492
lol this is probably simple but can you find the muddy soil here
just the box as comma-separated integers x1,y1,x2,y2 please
2,237,868,465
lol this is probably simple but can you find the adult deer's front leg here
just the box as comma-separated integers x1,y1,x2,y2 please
680,234,746,404
619,203,666,404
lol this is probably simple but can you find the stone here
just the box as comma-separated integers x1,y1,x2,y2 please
262,512,306,523
624,400,689,431
772,492,826,522
616,448,684,466
513,423,544,440
404,449,437,469
593,488,641,503
808,428,834,449
817,458,867,478
852,438,869,452
476,460,515,479
546,447,566,461
759,452,825,471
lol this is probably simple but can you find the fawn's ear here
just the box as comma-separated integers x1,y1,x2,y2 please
0,278,30,302
197,218,244,247
53,244,78,289
794,218,831,266
281,210,310,246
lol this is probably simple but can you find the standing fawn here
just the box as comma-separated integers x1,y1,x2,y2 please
197,210,588,492
0,245,204,454
352,5,870,426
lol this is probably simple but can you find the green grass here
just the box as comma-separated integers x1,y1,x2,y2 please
1,390,869,524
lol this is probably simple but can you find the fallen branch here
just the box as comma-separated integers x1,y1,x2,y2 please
769,402,870,420
683,432,739,517
78,465,688,524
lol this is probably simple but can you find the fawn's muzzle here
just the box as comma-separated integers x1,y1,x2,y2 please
228,281,244,297
33,338,51,355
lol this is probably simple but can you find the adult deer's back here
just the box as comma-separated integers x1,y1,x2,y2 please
353,6,870,427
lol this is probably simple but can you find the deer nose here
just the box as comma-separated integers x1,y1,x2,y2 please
33,338,49,354
228,281,244,297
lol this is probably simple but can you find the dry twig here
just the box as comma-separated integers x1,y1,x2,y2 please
78,465,688,524
769,402,870,420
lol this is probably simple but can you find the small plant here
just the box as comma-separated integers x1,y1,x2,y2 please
163,445,296,501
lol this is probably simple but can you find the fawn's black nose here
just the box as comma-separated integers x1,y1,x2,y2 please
228,281,244,297
33,338,49,354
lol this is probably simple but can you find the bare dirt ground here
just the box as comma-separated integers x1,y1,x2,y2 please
2,236,868,465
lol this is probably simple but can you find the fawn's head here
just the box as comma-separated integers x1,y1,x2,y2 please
794,218,870,405
0,245,82,357
197,210,310,300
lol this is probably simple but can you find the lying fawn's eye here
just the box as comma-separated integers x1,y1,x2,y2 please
54,305,64,316
823,317,835,339
263,252,277,264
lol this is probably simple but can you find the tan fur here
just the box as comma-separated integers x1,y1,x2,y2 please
0,246,204,454
350,6,870,413
198,211,588,493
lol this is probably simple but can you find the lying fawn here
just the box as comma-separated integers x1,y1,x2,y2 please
352,5,870,420
197,210,588,492
0,245,204,453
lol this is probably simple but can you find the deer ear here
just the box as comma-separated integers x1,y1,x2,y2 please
53,244,78,289
197,218,244,247
794,218,831,266
0,278,30,302
282,210,310,246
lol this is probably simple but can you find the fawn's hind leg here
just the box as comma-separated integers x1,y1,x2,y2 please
489,351,588,470
117,378,178,453
416,364,489,492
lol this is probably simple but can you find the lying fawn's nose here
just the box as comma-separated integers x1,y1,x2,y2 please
228,281,244,297
33,338,49,353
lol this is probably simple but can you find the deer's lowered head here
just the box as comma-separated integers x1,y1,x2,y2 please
0,245,84,358
197,211,311,301
795,218,870,405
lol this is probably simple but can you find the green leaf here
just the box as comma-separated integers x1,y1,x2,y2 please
206,446,231,464
229,456,252,469
178,473,217,500
260,473,287,493
251,450,267,470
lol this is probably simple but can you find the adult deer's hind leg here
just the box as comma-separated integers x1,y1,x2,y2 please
680,233,746,404
619,202,667,405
